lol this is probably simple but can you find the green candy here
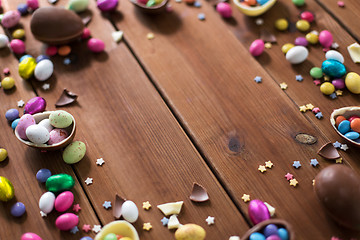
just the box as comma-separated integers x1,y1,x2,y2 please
67,0,89,12
49,110,73,128
19,57,37,80
63,141,86,164
146,0,157,7
310,67,323,79
104,233,117,240
46,174,75,193
292,0,305,6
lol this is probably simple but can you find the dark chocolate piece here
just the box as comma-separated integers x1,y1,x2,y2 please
55,89,78,107
190,183,209,202
259,29,277,43
317,142,340,160
113,194,126,219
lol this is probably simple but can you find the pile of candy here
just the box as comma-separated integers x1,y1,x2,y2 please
335,114,360,142
239,0,271,7
248,224,289,240
136,0,164,7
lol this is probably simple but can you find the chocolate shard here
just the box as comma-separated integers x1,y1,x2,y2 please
190,183,209,202
318,142,340,160
113,194,126,219
55,89,78,107
259,29,277,43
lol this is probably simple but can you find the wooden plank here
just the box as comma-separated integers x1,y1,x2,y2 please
2,0,250,238
108,0,360,238
0,30,100,239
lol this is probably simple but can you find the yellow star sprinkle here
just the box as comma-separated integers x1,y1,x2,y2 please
306,103,314,110
265,161,273,168
289,178,298,187
335,90,343,96
142,201,151,210
280,82,288,90
299,105,307,112
146,33,155,40
258,165,267,173
143,222,152,231
241,194,250,202
335,157,343,164
312,179,315,186
324,75,330,81
265,42,272,49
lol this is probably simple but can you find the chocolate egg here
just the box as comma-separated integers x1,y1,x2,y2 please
30,7,84,45
314,164,360,230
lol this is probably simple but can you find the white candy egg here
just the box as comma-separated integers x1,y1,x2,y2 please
325,50,344,63
39,192,55,214
38,119,54,133
286,46,309,64
34,59,54,81
121,200,138,223
26,125,50,144
0,34,9,48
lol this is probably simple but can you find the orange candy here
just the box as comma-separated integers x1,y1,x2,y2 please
244,0,257,5
350,118,360,132
335,116,346,127
58,45,71,56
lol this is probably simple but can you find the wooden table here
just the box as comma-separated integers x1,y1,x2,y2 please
0,0,359,239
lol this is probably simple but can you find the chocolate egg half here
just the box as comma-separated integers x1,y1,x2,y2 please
314,164,360,230
30,7,84,45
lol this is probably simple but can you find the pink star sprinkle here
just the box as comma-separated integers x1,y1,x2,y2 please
313,80,321,85
337,1,344,7
285,173,293,181
82,224,91,232
312,107,321,114
73,204,81,213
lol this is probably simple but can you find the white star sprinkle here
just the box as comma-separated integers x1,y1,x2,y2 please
340,144,349,151
17,100,25,107
85,177,93,185
96,158,105,166
42,83,50,90
40,211,47,217
205,216,215,225
92,225,102,233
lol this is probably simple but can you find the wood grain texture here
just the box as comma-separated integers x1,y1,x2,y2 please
109,0,360,238
0,29,99,240
2,0,249,239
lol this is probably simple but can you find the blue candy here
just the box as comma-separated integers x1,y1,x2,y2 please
11,118,20,130
344,131,360,140
338,120,351,134
250,232,266,240
257,0,269,5
80,237,93,240
19,54,33,63
5,108,19,121
36,169,52,183
17,3,29,15
264,224,278,237
36,55,50,63
10,202,26,217
321,59,346,78
277,228,289,240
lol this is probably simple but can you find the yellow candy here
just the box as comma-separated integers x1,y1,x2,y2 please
0,176,14,202
12,29,25,39
345,72,360,94
320,82,335,95
119,238,132,240
1,77,15,90
281,43,295,54
275,18,289,31
175,224,206,240
19,57,37,80
0,148,7,162
306,32,319,44
296,20,310,32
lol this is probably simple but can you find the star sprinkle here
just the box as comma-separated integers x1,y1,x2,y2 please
161,217,169,226
258,165,267,173
103,201,112,209
255,18,264,25
42,83,50,90
335,158,343,164
198,13,206,21
194,1,202,7
315,112,323,119
293,161,301,169
241,194,250,202
329,93,337,99
264,42,272,49
40,211,47,217
312,107,321,113
70,226,79,234
284,173,293,180
92,225,102,233
335,90,343,96
306,104,314,110
340,144,349,151
143,222,153,231
331,42,340,49
310,158,319,167
3,68,10,75
17,100,25,107
280,82,288,90
73,204,81,212
147,33,155,40
205,216,215,225
82,224,91,232
63,58,71,65
175,0,182,3
313,80,321,85
337,1,345,7
96,158,105,166
295,75,303,82
85,177,93,185
289,178,298,187
254,76,262,83
299,105,307,112
143,201,152,210
324,75,330,81
333,141,342,148
112,30,124,43
312,179,315,186
265,161,273,168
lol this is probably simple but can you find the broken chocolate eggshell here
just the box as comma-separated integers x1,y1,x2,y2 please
190,182,209,202
30,7,84,45
130,0,169,14
314,164,360,231
317,142,340,160
241,219,294,240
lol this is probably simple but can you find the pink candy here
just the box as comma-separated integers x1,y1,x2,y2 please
48,129,68,145
2,10,21,28
46,46,58,56
81,28,91,39
24,97,47,115
87,38,105,53
21,233,42,240
10,39,25,54
216,2,232,18
319,30,333,48
97,0,119,12
16,114,36,140
248,199,270,225
54,191,74,212
300,11,314,23
55,213,79,231
27,0,39,10
249,39,265,57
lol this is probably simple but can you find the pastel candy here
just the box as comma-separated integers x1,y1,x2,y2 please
26,125,50,144
97,0,119,11
345,72,360,94
39,191,55,214
34,59,54,81
48,129,68,145
67,0,89,12
344,131,359,140
285,46,308,64
62,141,86,164
16,114,36,140
2,10,21,28
49,110,73,128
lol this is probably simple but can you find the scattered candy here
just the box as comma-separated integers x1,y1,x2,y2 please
12,29,26,39
55,191,74,212
103,200,112,209
19,57,37,79
143,222,152,231
46,173,75,193
310,158,319,167
67,0,89,12
5,109,19,122
70,226,79,234
88,38,105,53
1,77,15,90
42,83,50,90
280,82,288,90
97,0,119,12
205,216,215,225
198,13,206,21
168,214,181,229
248,199,270,225
295,75,303,82
249,39,265,57
11,202,26,217
17,100,25,107
300,11,314,22
157,201,183,216
10,39,26,55
345,72,360,94
21,233,42,240
82,224,92,232
254,76,262,83
112,30,124,43
337,1,344,7
296,20,310,32
63,141,86,164
285,173,293,180
305,32,318,44
0,34,9,48
242,194,250,202
175,224,206,240
0,148,8,162
274,18,288,31
258,165,266,173
161,217,169,226
347,43,360,63
292,161,301,168
289,178,298,187
2,10,21,28
122,200,139,223
55,213,79,231
92,225,102,233
285,46,308,64
0,176,15,201
216,2,232,18
147,33,155,40
315,112,323,119
96,157,105,165
265,161,273,168
85,177,93,185
294,37,308,47
36,169,52,183
73,203,81,212
319,30,333,48
292,0,305,6
281,43,294,54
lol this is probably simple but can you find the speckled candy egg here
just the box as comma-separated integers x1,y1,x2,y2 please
26,125,50,144
27,0,39,10
49,110,73,128
87,38,105,53
321,59,346,78
21,233,42,240
68,0,89,12
0,176,14,202
97,0,119,11
285,46,308,64
0,34,9,48
248,199,270,225
62,141,86,164
39,191,55,214
216,2,232,18
345,72,360,94
122,200,139,223
249,39,265,57
319,30,333,48
47,129,68,145
325,50,344,63
55,191,74,212
16,114,36,140
10,39,25,54
2,10,21,28
19,57,37,80
55,213,79,231
34,59,53,81
38,119,53,132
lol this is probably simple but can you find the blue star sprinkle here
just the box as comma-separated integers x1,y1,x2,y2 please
194,1,202,7
310,159,319,167
103,201,112,209
293,161,301,169
198,13,206,21
63,58,71,65
70,226,79,234
333,141,341,148
295,75,303,82
315,112,323,119
329,93,337,99
254,76,262,83
161,217,169,226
